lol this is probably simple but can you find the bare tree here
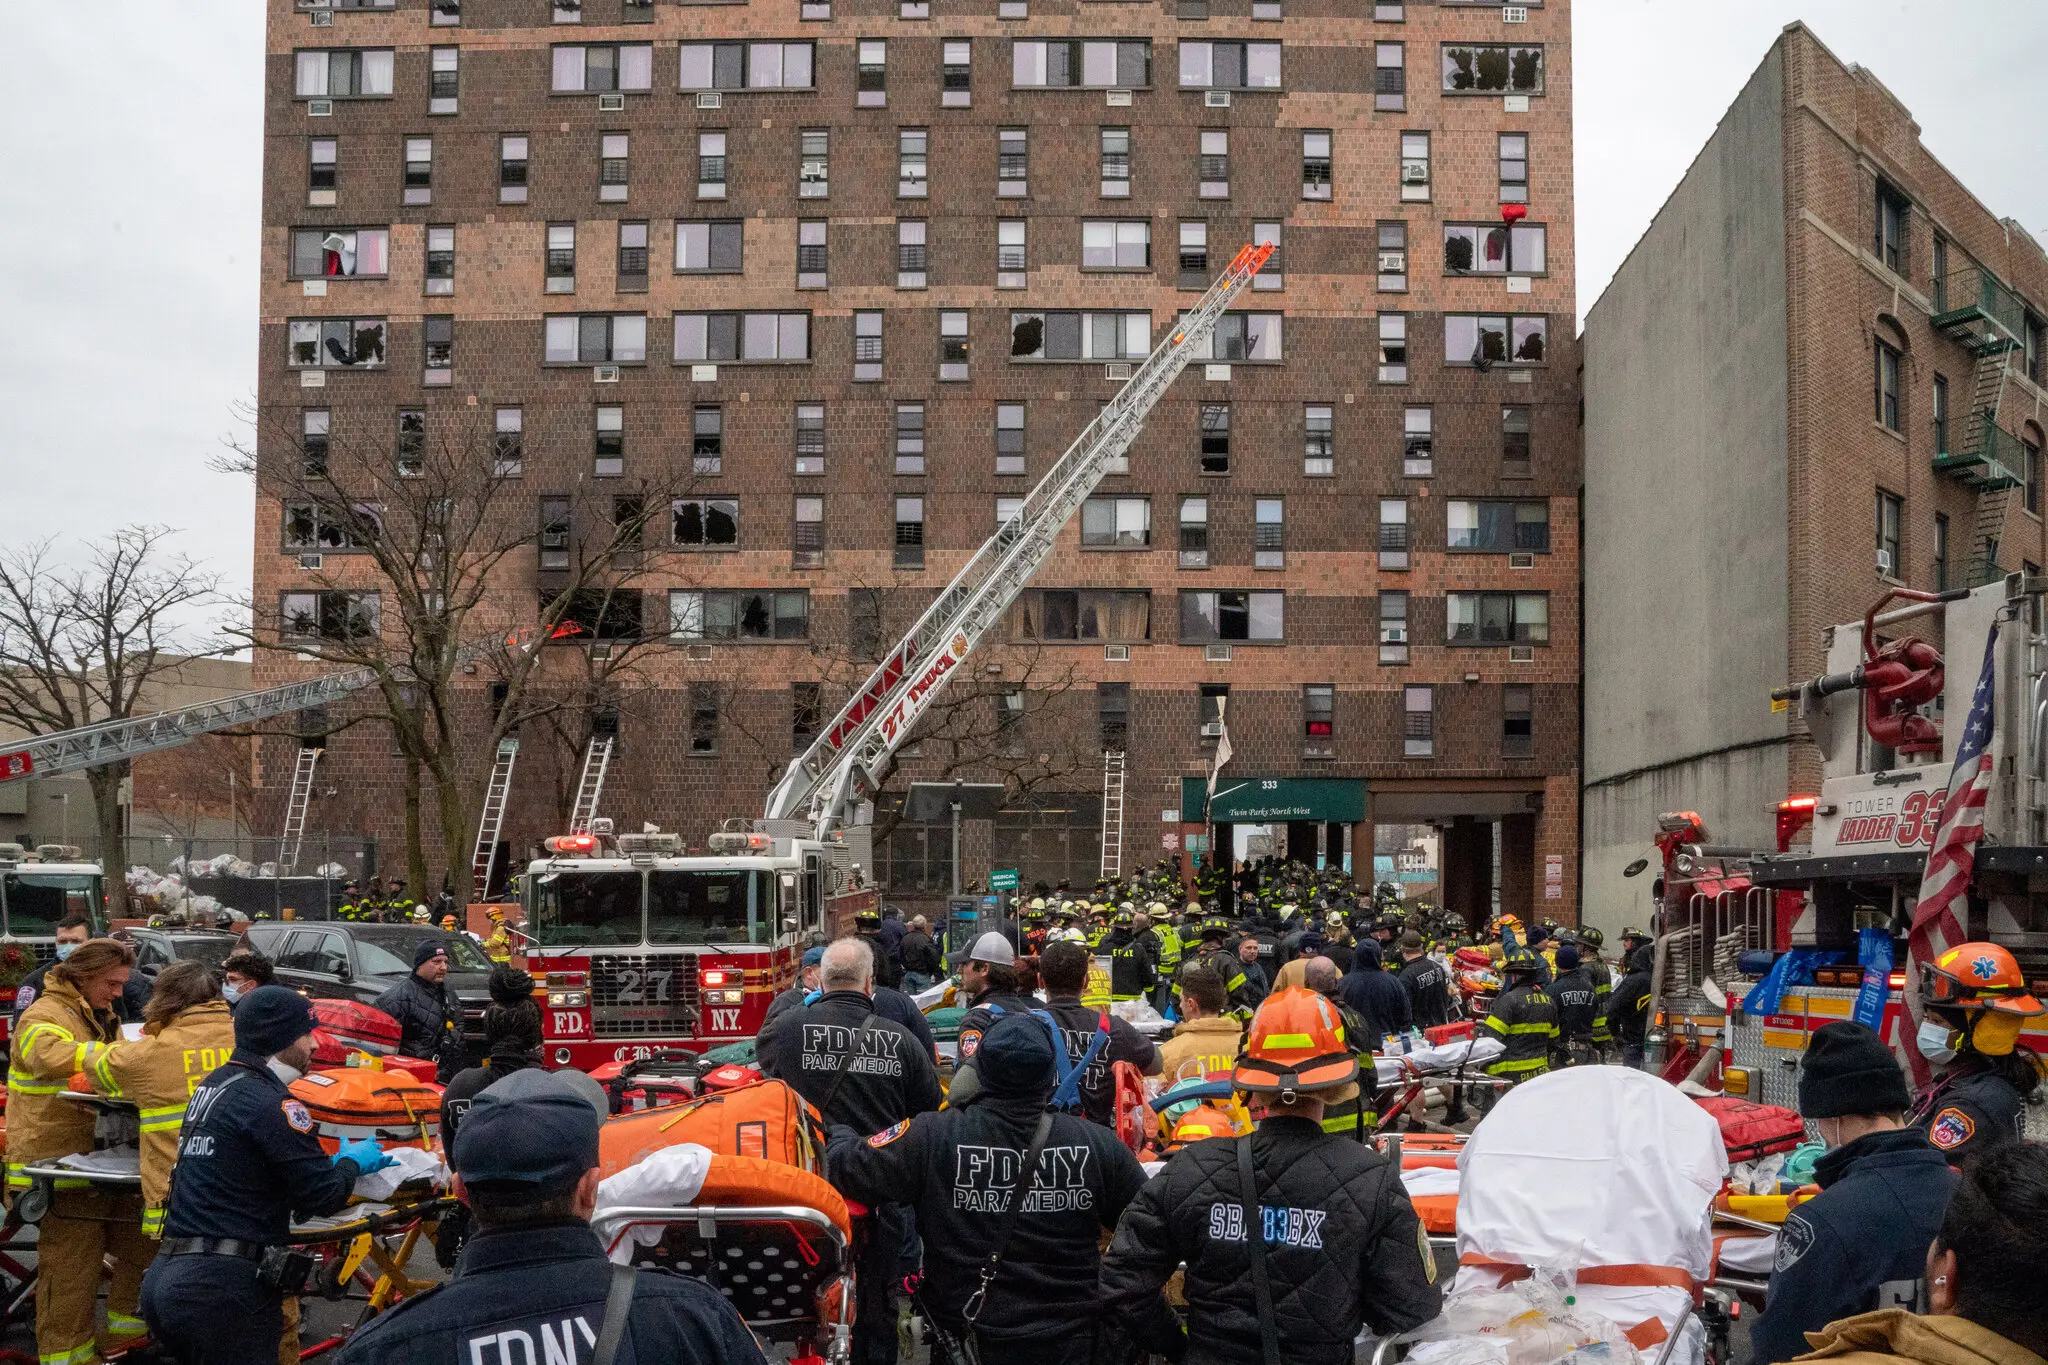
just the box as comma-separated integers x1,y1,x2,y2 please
0,527,222,915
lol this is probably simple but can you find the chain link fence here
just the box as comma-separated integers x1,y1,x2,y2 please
117,835,379,923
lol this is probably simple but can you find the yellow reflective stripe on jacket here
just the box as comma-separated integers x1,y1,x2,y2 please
1502,1021,1558,1036
140,1206,167,1238
6,1073,63,1095
1487,1055,1551,1074
105,1311,146,1335
138,1104,188,1133
41,1342,98,1365
1480,1015,1509,1036
91,1049,124,1097
17,1021,75,1053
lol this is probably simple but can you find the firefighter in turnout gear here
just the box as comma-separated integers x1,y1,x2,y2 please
1147,904,1183,1013
1481,948,1559,1088
8,938,161,1365
1546,944,1609,1064
1187,917,1258,1017
1098,988,1444,1365
481,907,516,964
1102,909,1158,1003
1906,941,2044,1164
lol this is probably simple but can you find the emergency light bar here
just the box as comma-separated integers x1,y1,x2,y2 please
545,833,600,856
707,831,774,854
617,832,682,855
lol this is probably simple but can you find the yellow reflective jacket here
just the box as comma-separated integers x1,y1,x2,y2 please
482,927,514,964
6,974,120,1182
91,999,238,1237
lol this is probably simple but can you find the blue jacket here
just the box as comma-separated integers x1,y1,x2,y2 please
335,1222,766,1365
1749,1128,1957,1365
161,1050,358,1245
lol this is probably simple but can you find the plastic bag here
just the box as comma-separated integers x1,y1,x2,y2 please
352,1146,448,1202
1404,1267,1640,1365
1109,997,1165,1028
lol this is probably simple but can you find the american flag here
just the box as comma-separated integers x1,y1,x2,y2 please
1897,623,1999,1088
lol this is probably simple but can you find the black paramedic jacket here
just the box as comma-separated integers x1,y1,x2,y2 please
760,983,938,1060
1909,1066,2027,1166
161,1050,359,1245
754,989,941,1137
826,1093,1159,1345
955,989,1040,1063
1098,1115,1444,1365
1039,994,1159,1127
1396,954,1456,1030
333,1222,766,1365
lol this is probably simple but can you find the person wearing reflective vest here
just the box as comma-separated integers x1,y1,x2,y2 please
1480,948,1558,1087
1101,910,1157,1003
7,938,160,1365
480,907,516,964
1146,905,1182,1013
1185,917,1258,1017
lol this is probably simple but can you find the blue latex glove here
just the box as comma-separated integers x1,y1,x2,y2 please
334,1137,396,1175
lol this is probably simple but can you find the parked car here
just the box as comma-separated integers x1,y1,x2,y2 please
244,922,493,1052
126,928,240,983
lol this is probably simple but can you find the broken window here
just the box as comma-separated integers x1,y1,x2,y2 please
1440,44,1543,94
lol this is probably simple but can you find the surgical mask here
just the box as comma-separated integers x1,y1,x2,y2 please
222,983,242,1003
1916,1019,1959,1066
54,943,77,961
268,1058,302,1084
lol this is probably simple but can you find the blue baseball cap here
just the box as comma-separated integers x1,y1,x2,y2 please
802,945,827,969
452,1069,603,1194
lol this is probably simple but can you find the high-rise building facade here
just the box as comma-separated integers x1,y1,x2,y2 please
257,0,1578,921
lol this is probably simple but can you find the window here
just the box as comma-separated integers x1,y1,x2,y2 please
1876,340,1902,432
1179,41,1281,90
1099,682,1130,751
894,498,925,568
1378,313,1408,382
793,496,825,566
1083,220,1150,270
689,684,719,754
1377,222,1408,291
1448,500,1549,552
493,408,523,478
1400,131,1429,201
1012,590,1153,642
1254,499,1284,568
551,44,654,93
997,220,1026,286
1502,405,1532,470
556,589,644,642
1379,592,1408,664
288,318,387,369
673,312,810,363
1933,374,1950,454
1011,40,1151,89
1499,133,1528,203
1199,404,1230,473
290,227,389,279
676,220,744,273
431,0,460,25
545,314,647,363
1199,130,1228,198
855,311,884,380
1199,685,1228,733
295,49,395,99
898,128,929,197
1009,311,1149,360
989,403,1027,475
796,220,827,288
1304,685,1333,745
670,496,739,548
1375,0,1404,17
1931,235,1948,312
1178,497,1209,567
283,503,376,551
423,315,452,376
1933,513,1949,591
394,408,425,477
556,0,582,21
1302,130,1332,200
539,497,572,571
998,129,1028,197
1082,497,1150,548
1445,314,1547,365
1191,312,1283,362
400,137,432,204
1303,405,1333,476
1447,591,1549,644
1178,222,1208,288
499,136,529,203
599,133,629,201
613,496,645,557
893,403,927,474
301,409,331,476
424,226,455,295
898,220,927,288
1875,180,1909,274
2028,434,2043,516
623,0,653,21
1441,44,1543,94
940,313,969,380
1375,42,1405,110
1403,685,1433,756
594,405,624,475
1101,128,1131,198
996,497,1024,531
849,589,884,660
858,40,887,106
1378,498,1408,569
691,407,724,475
793,683,824,745
1502,685,1533,758
308,139,337,200
616,221,648,291
791,403,827,475
1403,406,1432,477
1444,222,1546,275
677,41,816,90
1252,222,1282,290
698,132,728,199
800,129,829,198
545,223,576,292
943,41,972,105
1179,591,1283,642
281,591,380,643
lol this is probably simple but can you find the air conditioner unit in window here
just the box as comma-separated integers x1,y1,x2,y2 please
1383,625,1407,643
1400,161,1428,183
309,8,333,24
696,90,723,109
1105,88,1133,107
599,92,627,111
298,554,324,571
685,644,714,662
1200,721,1226,737
1378,251,1406,272
1503,4,1530,21
1509,645,1535,663
308,99,334,117
1204,643,1233,663
1509,551,1536,569
1876,548,1893,574
1204,90,1232,108
1104,363,1133,381
1103,644,1131,662
593,364,621,383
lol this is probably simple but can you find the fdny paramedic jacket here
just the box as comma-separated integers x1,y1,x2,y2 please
755,989,941,1137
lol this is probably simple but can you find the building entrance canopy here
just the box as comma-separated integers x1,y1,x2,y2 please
1181,777,1365,825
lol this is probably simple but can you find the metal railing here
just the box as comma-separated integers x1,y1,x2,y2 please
1932,264,2029,353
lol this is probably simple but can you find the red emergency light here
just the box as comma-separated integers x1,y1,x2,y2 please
699,968,738,987
545,833,600,856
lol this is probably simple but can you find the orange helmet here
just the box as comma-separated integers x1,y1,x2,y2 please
1232,988,1358,1097
1924,942,2044,1016
440,914,458,930
1169,1104,1248,1147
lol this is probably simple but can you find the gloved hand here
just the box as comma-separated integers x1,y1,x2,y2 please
334,1137,396,1175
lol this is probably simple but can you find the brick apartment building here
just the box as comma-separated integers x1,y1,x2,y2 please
255,0,1580,922
1581,23,2048,933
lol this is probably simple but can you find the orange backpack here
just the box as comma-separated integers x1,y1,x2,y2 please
289,1068,441,1156
598,1078,822,1178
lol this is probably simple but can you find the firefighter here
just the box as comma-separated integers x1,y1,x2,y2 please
1480,947,1558,1093
1301,957,1379,1137
853,907,901,990
1019,902,1050,955
1547,943,1608,1065
1146,903,1182,1013
1156,965,1245,1082
1185,917,1257,1016
1101,908,1157,1004
1035,941,1160,1127
8,938,159,1365
385,878,418,921
480,907,515,964
373,940,468,1082
1906,941,2044,1164
336,882,365,922
1607,943,1655,1070
1618,925,1652,961
1098,988,1444,1364
1395,930,1456,1030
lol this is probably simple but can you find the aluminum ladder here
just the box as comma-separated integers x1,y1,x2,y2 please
1099,749,1126,882
278,745,322,875
470,736,520,901
569,735,614,834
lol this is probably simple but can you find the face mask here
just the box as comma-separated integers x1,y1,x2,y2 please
222,983,242,1003
54,943,77,961
1916,1019,1959,1066
267,1058,302,1085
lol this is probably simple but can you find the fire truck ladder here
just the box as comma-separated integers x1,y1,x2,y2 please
1099,749,1127,882
569,735,614,834
470,736,521,902
763,242,1276,839
277,745,323,875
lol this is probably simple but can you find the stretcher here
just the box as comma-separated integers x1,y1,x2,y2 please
286,1196,464,1357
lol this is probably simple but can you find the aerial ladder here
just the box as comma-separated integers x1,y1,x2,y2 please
763,241,1275,839
1099,749,1126,882
277,745,323,874
470,736,521,901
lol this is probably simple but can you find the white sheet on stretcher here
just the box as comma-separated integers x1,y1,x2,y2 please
352,1146,447,1202
593,1143,716,1264
1716,1231,1777,1276
1375,1036,1504,1085
1400,1166,1462,1198
53,1149,140,1178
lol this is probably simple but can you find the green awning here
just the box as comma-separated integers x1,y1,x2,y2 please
1180,777,1365,825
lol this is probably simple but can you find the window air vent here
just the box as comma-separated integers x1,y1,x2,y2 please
1106,89,1133,107
593,364,621,383
696,91,723,110
1509,551,1535,569
309,8,334,24
599,92,627,111
1509,645,1535,663
1203,644,1233,663
1204,90,1231,108
1103,645,1131,662
298,554,324,571
1105,363,1133,381
308,99,334,117
685,644,714,662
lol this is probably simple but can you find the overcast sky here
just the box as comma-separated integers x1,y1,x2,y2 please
1,1,2042,619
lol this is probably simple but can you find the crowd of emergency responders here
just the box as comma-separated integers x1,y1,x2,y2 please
2,853,2041,1365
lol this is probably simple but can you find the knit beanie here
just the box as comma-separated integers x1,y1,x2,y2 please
1555,944,1581,971
234,986,316,1057
976,1013,1056,1099
1798,1021,1912,1118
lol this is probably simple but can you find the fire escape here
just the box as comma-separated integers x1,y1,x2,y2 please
1930,263,2034,586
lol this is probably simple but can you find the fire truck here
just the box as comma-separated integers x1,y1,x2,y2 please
1638,580,2048,1133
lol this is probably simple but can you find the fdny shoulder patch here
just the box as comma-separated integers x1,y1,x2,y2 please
1418,1220,1438,1284
282,1099,315,1134
1775,1213,1815,1271
958,1030,983,1059
869,1119,911,1148
1928,1107,1976,1151
12,985,34,1012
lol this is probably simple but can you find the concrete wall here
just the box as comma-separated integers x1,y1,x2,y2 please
1580,46,1791,928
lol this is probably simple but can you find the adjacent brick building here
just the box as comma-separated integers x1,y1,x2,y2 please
1582,23,2048,933
257,0,1580,921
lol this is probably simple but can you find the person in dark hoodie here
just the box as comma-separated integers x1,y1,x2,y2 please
1336,937,1412,1052
1606,943,1655,1070
439,965,543,1145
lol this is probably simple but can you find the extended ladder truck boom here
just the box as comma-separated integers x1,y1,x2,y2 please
765,240,1276,840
